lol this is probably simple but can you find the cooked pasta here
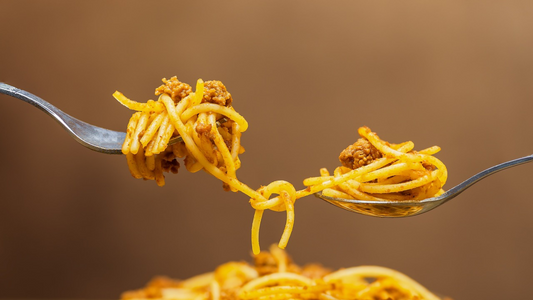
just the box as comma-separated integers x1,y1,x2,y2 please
117,77,447,255
121,246,444,300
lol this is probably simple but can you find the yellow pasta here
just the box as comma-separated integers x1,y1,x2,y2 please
117,77,447,255
121,247,442,300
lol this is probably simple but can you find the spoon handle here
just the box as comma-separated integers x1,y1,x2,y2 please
444,154,533,200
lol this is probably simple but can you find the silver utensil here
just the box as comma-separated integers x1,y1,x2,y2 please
3,83,531,218
0,82,182,154
315,154,533,217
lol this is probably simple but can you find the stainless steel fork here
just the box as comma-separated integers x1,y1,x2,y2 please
0,82,126,154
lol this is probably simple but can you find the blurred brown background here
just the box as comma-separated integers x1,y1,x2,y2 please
1,1,532,299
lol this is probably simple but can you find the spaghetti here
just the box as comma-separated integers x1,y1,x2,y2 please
121,246,444,300
117,77,447,255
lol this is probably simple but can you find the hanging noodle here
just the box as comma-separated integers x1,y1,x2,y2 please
116,77,448,255
121,246,444,300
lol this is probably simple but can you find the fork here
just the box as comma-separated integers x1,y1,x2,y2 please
0,82,182,154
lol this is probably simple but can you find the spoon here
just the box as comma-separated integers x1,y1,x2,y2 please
315,154,533,217
3,83,532,218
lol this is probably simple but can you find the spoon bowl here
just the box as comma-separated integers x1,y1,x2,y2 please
315,154,533,217
315,192,452,217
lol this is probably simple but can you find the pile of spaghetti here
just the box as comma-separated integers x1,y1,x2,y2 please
117,77,246,188
116,77,447,254
121,246,444,300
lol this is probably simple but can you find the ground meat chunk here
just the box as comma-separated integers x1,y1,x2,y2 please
253,251,300,276
195,122,213,136
161,159,180,174
409,150,437,171
253,251,279,276
155,76,193,103
203,80,233,106
300,264,332,279
161,150,180,174
339,138,382,169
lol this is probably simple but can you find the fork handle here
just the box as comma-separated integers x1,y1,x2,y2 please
0,82,75,125
0,82,126,154
0,82,95,143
